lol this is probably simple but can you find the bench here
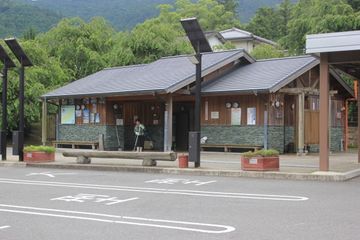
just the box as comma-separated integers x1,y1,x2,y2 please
201,144,262,152
53,141,99,150
62,151,177,166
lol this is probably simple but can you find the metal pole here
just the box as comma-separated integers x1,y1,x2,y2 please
19,64,25,162
1,66,8,160
194,52,202,168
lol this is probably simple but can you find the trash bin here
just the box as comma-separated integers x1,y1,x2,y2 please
178,154,189,168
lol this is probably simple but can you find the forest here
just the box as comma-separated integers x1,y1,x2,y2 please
0,0,360,131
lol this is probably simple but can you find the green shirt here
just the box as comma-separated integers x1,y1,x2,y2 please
134,124,145,136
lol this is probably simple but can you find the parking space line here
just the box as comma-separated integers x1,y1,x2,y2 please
0,178,309,201
0,225,10,230
0,204,235,234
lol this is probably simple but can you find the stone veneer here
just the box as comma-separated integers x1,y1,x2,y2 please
201,125,344,153
58,125,123,150
201,125,286,153
58,124,165,151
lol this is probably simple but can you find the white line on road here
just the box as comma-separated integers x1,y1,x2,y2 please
0,204,234,234
26,172,77,178
0,225,10,230
0,178,309,201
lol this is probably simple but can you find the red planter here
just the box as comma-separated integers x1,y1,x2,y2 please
178,155,189,168
24,152,55,163
241,156,279,171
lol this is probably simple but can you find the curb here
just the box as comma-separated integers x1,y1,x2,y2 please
21,162,360,182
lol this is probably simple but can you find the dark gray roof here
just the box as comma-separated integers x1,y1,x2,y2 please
202,56,319,94
43,49,253,99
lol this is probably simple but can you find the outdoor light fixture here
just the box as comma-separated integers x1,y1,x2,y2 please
0,44,16,161
181,17,212,168
5,38,33,162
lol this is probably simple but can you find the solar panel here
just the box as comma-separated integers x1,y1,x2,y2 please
181,17,212,53
4,38,33,67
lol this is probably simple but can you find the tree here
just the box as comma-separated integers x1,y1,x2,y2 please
216,0,239,15
278,0,293,36
283,0,360,54
347,0,360,11
251,44,285,60
247,7,282,40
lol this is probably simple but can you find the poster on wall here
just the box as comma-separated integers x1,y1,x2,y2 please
83,109,90,124
247,107,256,125
231,108,241,125
211,111,219,119
95,113,100,123
90,113,95,123
61,105,75,124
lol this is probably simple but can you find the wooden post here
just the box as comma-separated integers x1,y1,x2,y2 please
358,81,360,163
344,100,349,151
164,95,173,152
297,92,305,154
41,99,47,146
319,54,329,171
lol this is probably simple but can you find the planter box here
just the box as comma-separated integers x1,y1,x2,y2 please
241,156,279,171
24,152,55,163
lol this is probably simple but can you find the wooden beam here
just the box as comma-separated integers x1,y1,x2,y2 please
358,81,360,163
328,50,360,64
279,88,337,96
319,53,329,171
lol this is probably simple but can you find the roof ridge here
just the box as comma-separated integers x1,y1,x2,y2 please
256,55,314,62
103,64,147,70
159,49,244,60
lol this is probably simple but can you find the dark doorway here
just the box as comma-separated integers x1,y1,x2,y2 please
174,112,190,151
173,102,194,151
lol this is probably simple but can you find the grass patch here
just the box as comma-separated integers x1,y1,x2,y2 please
24,145,56,153
242,149,279,158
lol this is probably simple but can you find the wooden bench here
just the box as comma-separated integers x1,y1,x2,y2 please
62,151,177,166
201,144,262,152
53,141,99,150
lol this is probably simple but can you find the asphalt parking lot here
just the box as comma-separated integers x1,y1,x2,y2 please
0,167,359,240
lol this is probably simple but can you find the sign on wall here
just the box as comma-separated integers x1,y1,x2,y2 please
211,111,219,119
231,108,241,125
247,107,256,125
61,105,75,124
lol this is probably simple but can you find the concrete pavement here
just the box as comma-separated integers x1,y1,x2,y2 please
1,147,360,181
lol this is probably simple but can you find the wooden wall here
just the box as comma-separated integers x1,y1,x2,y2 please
202,94,268,126
106,100,164,126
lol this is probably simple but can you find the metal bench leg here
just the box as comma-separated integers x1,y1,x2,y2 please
142,159,157,166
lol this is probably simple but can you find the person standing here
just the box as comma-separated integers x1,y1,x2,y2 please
134,119,145,152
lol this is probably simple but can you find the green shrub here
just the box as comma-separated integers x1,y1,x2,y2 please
242,149,279,158
24,145,56,153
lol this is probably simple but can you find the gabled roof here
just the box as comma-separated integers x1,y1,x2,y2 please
219,28,277,46
43,49,254,99
202,56,319,94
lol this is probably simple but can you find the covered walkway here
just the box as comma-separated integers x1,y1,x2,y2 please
306,30,360,171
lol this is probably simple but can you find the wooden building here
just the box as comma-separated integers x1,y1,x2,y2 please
42,49,353,153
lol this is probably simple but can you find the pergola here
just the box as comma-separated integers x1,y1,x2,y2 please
306,30,360,171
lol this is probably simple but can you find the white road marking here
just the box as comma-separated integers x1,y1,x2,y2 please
26,172,77,178
0,178,309,201
51,193,139,205
0,204,234,234
0,225,10,230
146,178,217,186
